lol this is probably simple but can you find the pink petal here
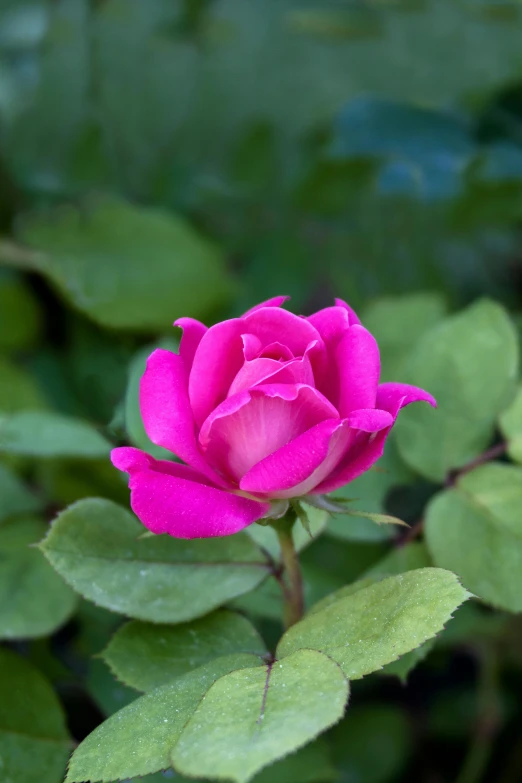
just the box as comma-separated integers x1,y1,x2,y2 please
347,408,394,432
243,307,323,357
189,319,245,427
140,349,227,486
310,433,390,495
112,446,153,474
199,384,339,482
260,353,315,388
258,342,294,361
242,296,290,316
228,357,284,397
336,325,381,416
112,447,268,538
300,408,393,495
111,446,209,484
313,388,435,494
228,350,315,397
334,298,361,326
377,382,437,416
307,306,349,348
240,419,352,498
241,336,295,363
242,334,263,361
306,306,350,403
174,317,207,372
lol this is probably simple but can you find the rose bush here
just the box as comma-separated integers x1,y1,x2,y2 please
111,296,435,537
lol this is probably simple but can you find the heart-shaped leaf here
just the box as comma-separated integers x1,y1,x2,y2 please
171,649,348,783
66,654,263,783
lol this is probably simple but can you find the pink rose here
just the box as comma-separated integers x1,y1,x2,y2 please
111,296,435,538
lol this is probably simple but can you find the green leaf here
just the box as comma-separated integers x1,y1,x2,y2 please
277,568,470,678
425,462,522,612
66,654,262,783
124,340,179,460
330,704,411,783
0,411,112,458
16,197,234,331
342,509,408,527
361,292,448,382
132,741,337,783
310,541,432,614
0,355,48,413
171,649,348,783
328,438,414,542
0,463,43,523
0,273,42,351
499,385,522,462
0,647,71,783
103,609,268,691
0,516,77,639
395,300,519,481
41,498,271,623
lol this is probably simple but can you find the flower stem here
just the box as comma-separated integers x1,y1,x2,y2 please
445,441,507,487
275,517,304,629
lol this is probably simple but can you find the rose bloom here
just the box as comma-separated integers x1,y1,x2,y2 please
111,296,435,538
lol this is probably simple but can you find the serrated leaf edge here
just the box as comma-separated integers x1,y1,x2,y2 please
170,650,350,783
279,568,472,679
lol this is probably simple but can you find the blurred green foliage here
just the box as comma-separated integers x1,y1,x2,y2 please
2,2,522,783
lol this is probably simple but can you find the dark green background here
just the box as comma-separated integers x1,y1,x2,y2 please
2,2,522,783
